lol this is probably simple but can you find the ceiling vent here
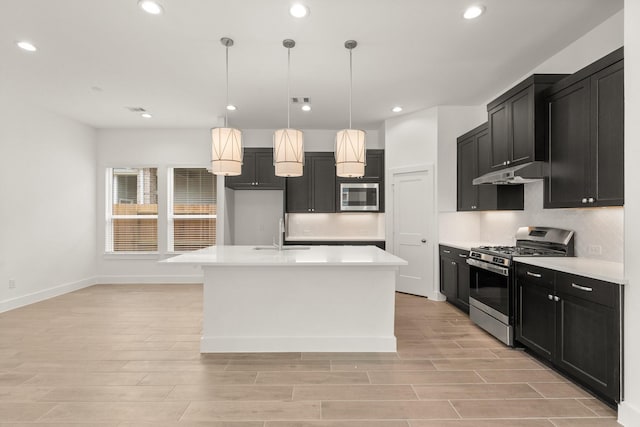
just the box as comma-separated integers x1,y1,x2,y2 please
291,97,310,103
127,107,147,112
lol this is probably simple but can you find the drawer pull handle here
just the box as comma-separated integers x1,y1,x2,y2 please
443,250,451,254
459,254,467,258
527,271,542,278
571,283,593,292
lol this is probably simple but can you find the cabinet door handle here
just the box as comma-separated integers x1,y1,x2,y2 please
458,254,467,258
503,161,507,166
451,261,456,266
581,198,587,203
588,197,595,203
553,296,560,302
443,250,451,254
548,294,554,300
506,160,511,165
527,271,542,278
571,283,593,292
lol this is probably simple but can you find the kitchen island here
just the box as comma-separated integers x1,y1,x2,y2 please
163,245,407,353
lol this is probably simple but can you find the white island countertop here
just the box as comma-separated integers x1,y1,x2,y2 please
514,257,626,285
163,245,407,267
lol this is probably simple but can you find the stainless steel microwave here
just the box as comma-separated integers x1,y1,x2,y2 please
340,183,379,211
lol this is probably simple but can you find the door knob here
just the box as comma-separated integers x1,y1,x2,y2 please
421,239,427,243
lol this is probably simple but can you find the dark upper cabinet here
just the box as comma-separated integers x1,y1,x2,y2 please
515,264,622,403
544,48,624,208
335,149,384,181
457,123,524,212
439,245,470,313
487,74,567,171
286,152,336,213
335,150,385,211
225,148,284,190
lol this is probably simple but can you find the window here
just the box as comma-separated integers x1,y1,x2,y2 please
105,168,158,252
168,168,216,251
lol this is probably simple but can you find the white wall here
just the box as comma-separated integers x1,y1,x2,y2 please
436,106,487,213
241,129,381,150
0,98,97,311
436,11,625,259
232,190,283,245
96,129,214,283
620,2,640,425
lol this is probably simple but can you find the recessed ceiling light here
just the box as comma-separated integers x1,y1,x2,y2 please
138,0,163,15
16,41,37,52
141,113,153,119
391,106,403,113
289,4,309,18
226,104,237,111
301,104,311,112
463,5,485,19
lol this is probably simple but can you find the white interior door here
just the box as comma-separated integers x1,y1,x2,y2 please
393,168,435,297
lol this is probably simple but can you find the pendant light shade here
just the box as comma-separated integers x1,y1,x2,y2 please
211,37,243,176
273,39,304,177
335,40,366,178
335,128,366,177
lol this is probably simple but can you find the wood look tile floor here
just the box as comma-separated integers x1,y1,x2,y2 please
0,284,621,426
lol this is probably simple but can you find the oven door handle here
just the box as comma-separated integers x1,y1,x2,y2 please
466,258,510,277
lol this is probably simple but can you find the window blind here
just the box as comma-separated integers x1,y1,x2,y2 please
106,168,158,252
169,168,216,251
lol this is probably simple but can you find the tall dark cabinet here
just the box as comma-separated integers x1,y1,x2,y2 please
286,152,336,213
457,123,524,212
544,48,624,208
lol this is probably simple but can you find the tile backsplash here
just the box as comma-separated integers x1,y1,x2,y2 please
478,181,624,262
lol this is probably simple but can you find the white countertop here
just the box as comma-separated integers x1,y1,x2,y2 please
439,241,503,251
514,257,626,285
285,236,385,242
162,245,407,267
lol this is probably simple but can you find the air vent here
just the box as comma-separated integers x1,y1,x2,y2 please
291,97,310,103
127,107,147,112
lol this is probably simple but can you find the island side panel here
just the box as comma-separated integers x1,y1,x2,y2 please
201,265,397,352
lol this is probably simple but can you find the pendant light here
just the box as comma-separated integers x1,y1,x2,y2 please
335,40,366,178
273,39,304,177
211,37,243,176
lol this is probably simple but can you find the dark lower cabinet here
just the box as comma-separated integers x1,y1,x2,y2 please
515,264,622,404
439,245,470,313
544,47,624,208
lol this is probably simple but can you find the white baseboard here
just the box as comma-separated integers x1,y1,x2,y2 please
200,335,397,353
618,401,640,426
0,277,97,314
96,275,203,284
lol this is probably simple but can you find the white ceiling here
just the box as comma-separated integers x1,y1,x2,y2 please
0,0,623,130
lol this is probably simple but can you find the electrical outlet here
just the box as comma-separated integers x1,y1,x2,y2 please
8,279,15,289
588,245,602,255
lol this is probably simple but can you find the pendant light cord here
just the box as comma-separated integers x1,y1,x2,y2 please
349,47,353,129
225,45,229,128
287,46,291,129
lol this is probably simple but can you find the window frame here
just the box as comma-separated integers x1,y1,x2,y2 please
167,167,217,253
105,167,159,255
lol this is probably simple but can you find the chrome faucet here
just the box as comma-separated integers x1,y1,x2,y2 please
273,217,285,251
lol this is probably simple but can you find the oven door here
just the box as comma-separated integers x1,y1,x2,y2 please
467,258,511,321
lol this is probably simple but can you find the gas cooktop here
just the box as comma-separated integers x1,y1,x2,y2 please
475,245,566,257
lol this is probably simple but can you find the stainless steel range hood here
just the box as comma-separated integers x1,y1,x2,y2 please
472,161,547,185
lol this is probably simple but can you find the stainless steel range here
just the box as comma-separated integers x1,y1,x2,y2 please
467,226,574,346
